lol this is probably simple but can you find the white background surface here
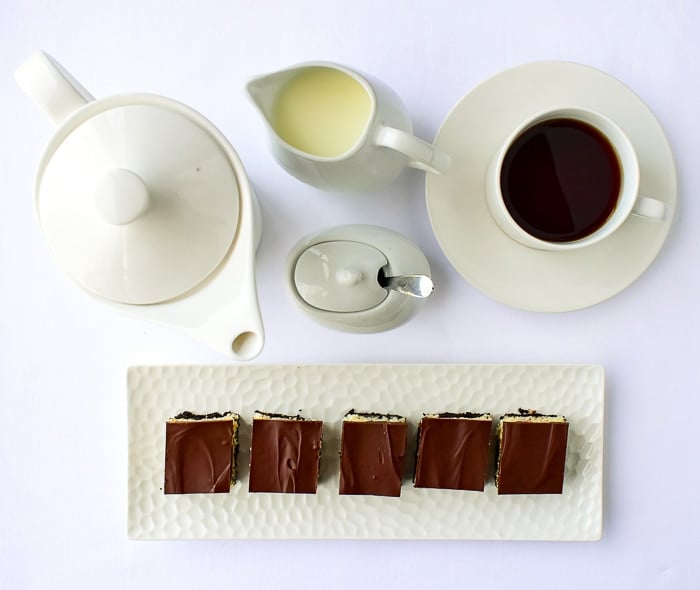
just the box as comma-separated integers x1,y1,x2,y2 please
1,0,698,588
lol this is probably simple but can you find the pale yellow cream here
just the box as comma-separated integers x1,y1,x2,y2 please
272,67,372,157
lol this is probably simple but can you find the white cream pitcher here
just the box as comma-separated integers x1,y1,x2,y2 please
16,51,265,360
247,62,451,192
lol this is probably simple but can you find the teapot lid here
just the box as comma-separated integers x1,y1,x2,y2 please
293,241,388,312
35,94,240,304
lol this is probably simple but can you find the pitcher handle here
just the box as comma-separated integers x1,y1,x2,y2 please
375,125,451,175
15,51,93,125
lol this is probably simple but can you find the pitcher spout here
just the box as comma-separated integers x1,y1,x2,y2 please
245,68,297,127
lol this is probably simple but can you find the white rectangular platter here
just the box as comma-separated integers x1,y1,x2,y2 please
127,364,604,540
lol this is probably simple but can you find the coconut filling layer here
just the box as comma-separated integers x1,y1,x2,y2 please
423,412,492,420
343,410,406,423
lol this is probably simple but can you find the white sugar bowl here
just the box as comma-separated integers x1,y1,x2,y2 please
287,225,433,333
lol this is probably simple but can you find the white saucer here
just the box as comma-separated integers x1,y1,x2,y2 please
426,61,677,312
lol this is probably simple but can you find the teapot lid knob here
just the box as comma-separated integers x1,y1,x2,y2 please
94,169,150,225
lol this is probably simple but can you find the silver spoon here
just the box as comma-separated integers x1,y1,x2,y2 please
379,272,434,298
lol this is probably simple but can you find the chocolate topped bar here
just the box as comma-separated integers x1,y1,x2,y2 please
248,411,323,494
339,410,407,497
164,411,240,494
414,412,492,491
495,409,569,495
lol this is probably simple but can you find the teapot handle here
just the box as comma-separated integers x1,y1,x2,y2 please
15,51,94,125
375,126,451,175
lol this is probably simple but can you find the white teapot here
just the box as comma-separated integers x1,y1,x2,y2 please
16,51,264,360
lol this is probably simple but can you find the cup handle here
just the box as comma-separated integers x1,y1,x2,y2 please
15,51,93,125
374,126,451,175
632,195,666,220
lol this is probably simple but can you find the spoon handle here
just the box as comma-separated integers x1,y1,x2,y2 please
380,274,434,298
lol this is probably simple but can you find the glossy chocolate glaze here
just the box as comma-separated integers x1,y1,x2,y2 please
496,419,569,495
414,416,492,491
164,416,236,494
248,418,323,494
339,419,407,497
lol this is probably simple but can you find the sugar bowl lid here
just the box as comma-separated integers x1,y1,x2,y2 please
19,52,241,305
287,224,433,334
293,241,389,312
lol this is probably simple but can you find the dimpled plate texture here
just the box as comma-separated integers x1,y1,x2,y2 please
127,364,604,540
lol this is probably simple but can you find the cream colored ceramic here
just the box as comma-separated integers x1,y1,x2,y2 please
127,363,604,540
247,62,450,192
426,61,676,312
294,240,389,313
486,106,665,251
16,51,264,359
287,225,432,332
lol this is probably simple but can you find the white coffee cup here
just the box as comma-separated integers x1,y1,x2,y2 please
486,107,666,251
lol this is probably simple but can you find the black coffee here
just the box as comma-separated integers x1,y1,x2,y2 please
500,118,621,242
